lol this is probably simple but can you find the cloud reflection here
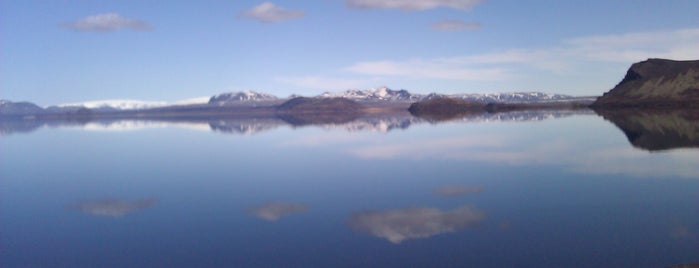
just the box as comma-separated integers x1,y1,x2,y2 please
249,202,308,221
349,133,699,179
69,198,158,218
433,185,484,197
348,205,485,244
669,226,691,239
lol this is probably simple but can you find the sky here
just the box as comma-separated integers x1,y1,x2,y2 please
1,0,698,105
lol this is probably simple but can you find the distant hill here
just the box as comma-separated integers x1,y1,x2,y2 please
277,97,363,113
593,58,699,108
0,100,45,116
408,97,486,121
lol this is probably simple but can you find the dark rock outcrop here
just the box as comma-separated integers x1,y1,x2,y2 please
408,97,486,121
593,58,699,108
276,97,363,125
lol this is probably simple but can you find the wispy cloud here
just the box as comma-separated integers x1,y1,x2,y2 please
341,28,699,80
563,28,699,62
62,13,151,32
347,0,482,11
431,20,481,31
241,2,305,23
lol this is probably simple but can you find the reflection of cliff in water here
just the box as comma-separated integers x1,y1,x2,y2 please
596,109,699,151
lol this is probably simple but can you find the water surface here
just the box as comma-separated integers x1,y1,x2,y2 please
1,110,697,267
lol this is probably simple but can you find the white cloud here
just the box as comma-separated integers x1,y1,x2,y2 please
63,13,151,32
349,205,485,244
347,0,482,11
431,20,481,31
241,2,305,23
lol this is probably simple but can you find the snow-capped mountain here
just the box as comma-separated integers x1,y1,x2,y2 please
209,91,279,106
317,87,587,104
319,87,421,102
56,100,168,111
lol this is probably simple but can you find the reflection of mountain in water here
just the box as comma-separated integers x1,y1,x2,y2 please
0,109,590,136
69,198,158,217
0,118,44,135
348,205,485,244
418,108,595,123
596,109,699,151
209,118,285,135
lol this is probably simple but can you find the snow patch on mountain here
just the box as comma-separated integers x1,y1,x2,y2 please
171,97,210,106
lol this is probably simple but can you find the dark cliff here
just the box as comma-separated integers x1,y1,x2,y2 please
593,59,699,108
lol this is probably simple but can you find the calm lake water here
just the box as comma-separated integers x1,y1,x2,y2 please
1,110,697,267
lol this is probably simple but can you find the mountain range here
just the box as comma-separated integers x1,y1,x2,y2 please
0,87,595,116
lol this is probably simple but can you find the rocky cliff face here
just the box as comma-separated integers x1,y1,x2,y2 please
593,58,699,108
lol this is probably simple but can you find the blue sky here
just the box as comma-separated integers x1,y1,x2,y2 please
2,0,698,105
